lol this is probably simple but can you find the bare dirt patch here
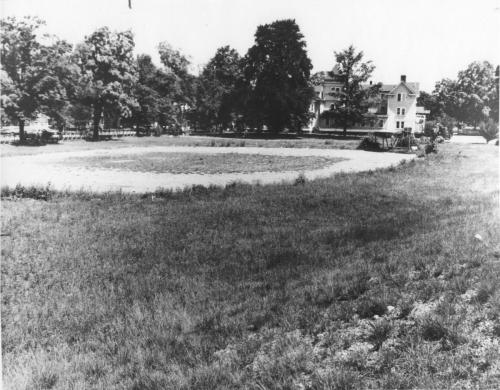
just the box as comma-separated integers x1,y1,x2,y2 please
59,152,344,174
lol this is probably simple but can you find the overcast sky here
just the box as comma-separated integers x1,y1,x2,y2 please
2,0,499,91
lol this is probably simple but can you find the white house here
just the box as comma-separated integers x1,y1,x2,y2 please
307,74,429,133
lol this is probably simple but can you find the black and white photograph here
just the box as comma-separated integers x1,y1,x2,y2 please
0,0,499,388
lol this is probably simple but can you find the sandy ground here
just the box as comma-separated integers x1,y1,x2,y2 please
0,146,415,193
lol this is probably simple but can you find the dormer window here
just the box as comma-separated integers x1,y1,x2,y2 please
397,93,405,102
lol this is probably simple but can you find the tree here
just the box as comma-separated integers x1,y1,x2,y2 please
417,91,442,121
478,118,498,142
322,45,380,137
435,61,498,127
74,27,138,140
157,42,196,130
243,19,314,133
0,17,76,141
129,54,170,128
194,46,243,132
35,38,81,130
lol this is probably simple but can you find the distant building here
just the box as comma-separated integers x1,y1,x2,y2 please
26,113,50,130
307,72,429,133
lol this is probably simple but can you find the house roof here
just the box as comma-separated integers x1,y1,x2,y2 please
380,82,419,95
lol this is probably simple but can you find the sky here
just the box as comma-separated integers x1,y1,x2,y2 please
1,0,499,92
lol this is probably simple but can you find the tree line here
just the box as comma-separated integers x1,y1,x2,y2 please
417,62,498,139
1,16,498,143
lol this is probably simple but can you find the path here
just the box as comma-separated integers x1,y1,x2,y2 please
1,146,415,193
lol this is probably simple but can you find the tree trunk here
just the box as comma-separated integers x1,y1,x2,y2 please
18,119,26,143
92,105,103,141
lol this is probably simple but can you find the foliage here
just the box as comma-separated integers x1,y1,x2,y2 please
1,183,54,200
193,46,244,132
0,17,78,140
128,54,173,128
322,45,381,136
157,42,196,129
74,27,139,139
417,91,442,121
434,61,498,126
478,118,499,142
243,19,314,132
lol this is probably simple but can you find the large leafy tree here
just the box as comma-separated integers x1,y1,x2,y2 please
0,16,77,141
434,61,498,126
36,38,81,130
322,45,380,137
74,27,138,140
417,91,442,121
195,46,243,132
130,54,172,127
243,19,314,133
157,42,196,129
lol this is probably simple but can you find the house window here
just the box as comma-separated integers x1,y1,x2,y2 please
397,93,404,102
330,104,336,110
402,108,406,115
396,107,406,115
397,108,400,115
378,120,384,127
335,87,340,92
396,121,400,129
401,121,405,128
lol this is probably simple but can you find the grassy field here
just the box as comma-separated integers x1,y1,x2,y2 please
1,143,499,389
59,152,344,174
0,135,360,157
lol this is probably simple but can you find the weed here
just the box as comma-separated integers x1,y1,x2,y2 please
356,298,387,318
294,173,307,186
1,183,54,200
367,319,392,350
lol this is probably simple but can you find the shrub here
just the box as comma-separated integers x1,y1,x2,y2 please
479,119,499,142
357,134,381,151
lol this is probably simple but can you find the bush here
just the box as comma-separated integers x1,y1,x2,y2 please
479,119,499,142
357,134,381,151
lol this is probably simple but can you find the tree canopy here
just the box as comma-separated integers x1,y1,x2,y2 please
434,61,498,127
74,27,138,139
243,19,314,132
0,17,78,140
193,46,243,132
322,45,381,136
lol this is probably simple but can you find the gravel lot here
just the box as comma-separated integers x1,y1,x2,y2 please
1,146,415,193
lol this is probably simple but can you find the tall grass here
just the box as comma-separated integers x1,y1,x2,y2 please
1,143,499,389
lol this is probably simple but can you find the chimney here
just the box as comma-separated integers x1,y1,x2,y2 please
401,75,406,83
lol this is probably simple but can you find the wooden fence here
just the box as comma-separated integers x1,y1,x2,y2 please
0,128,137,144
